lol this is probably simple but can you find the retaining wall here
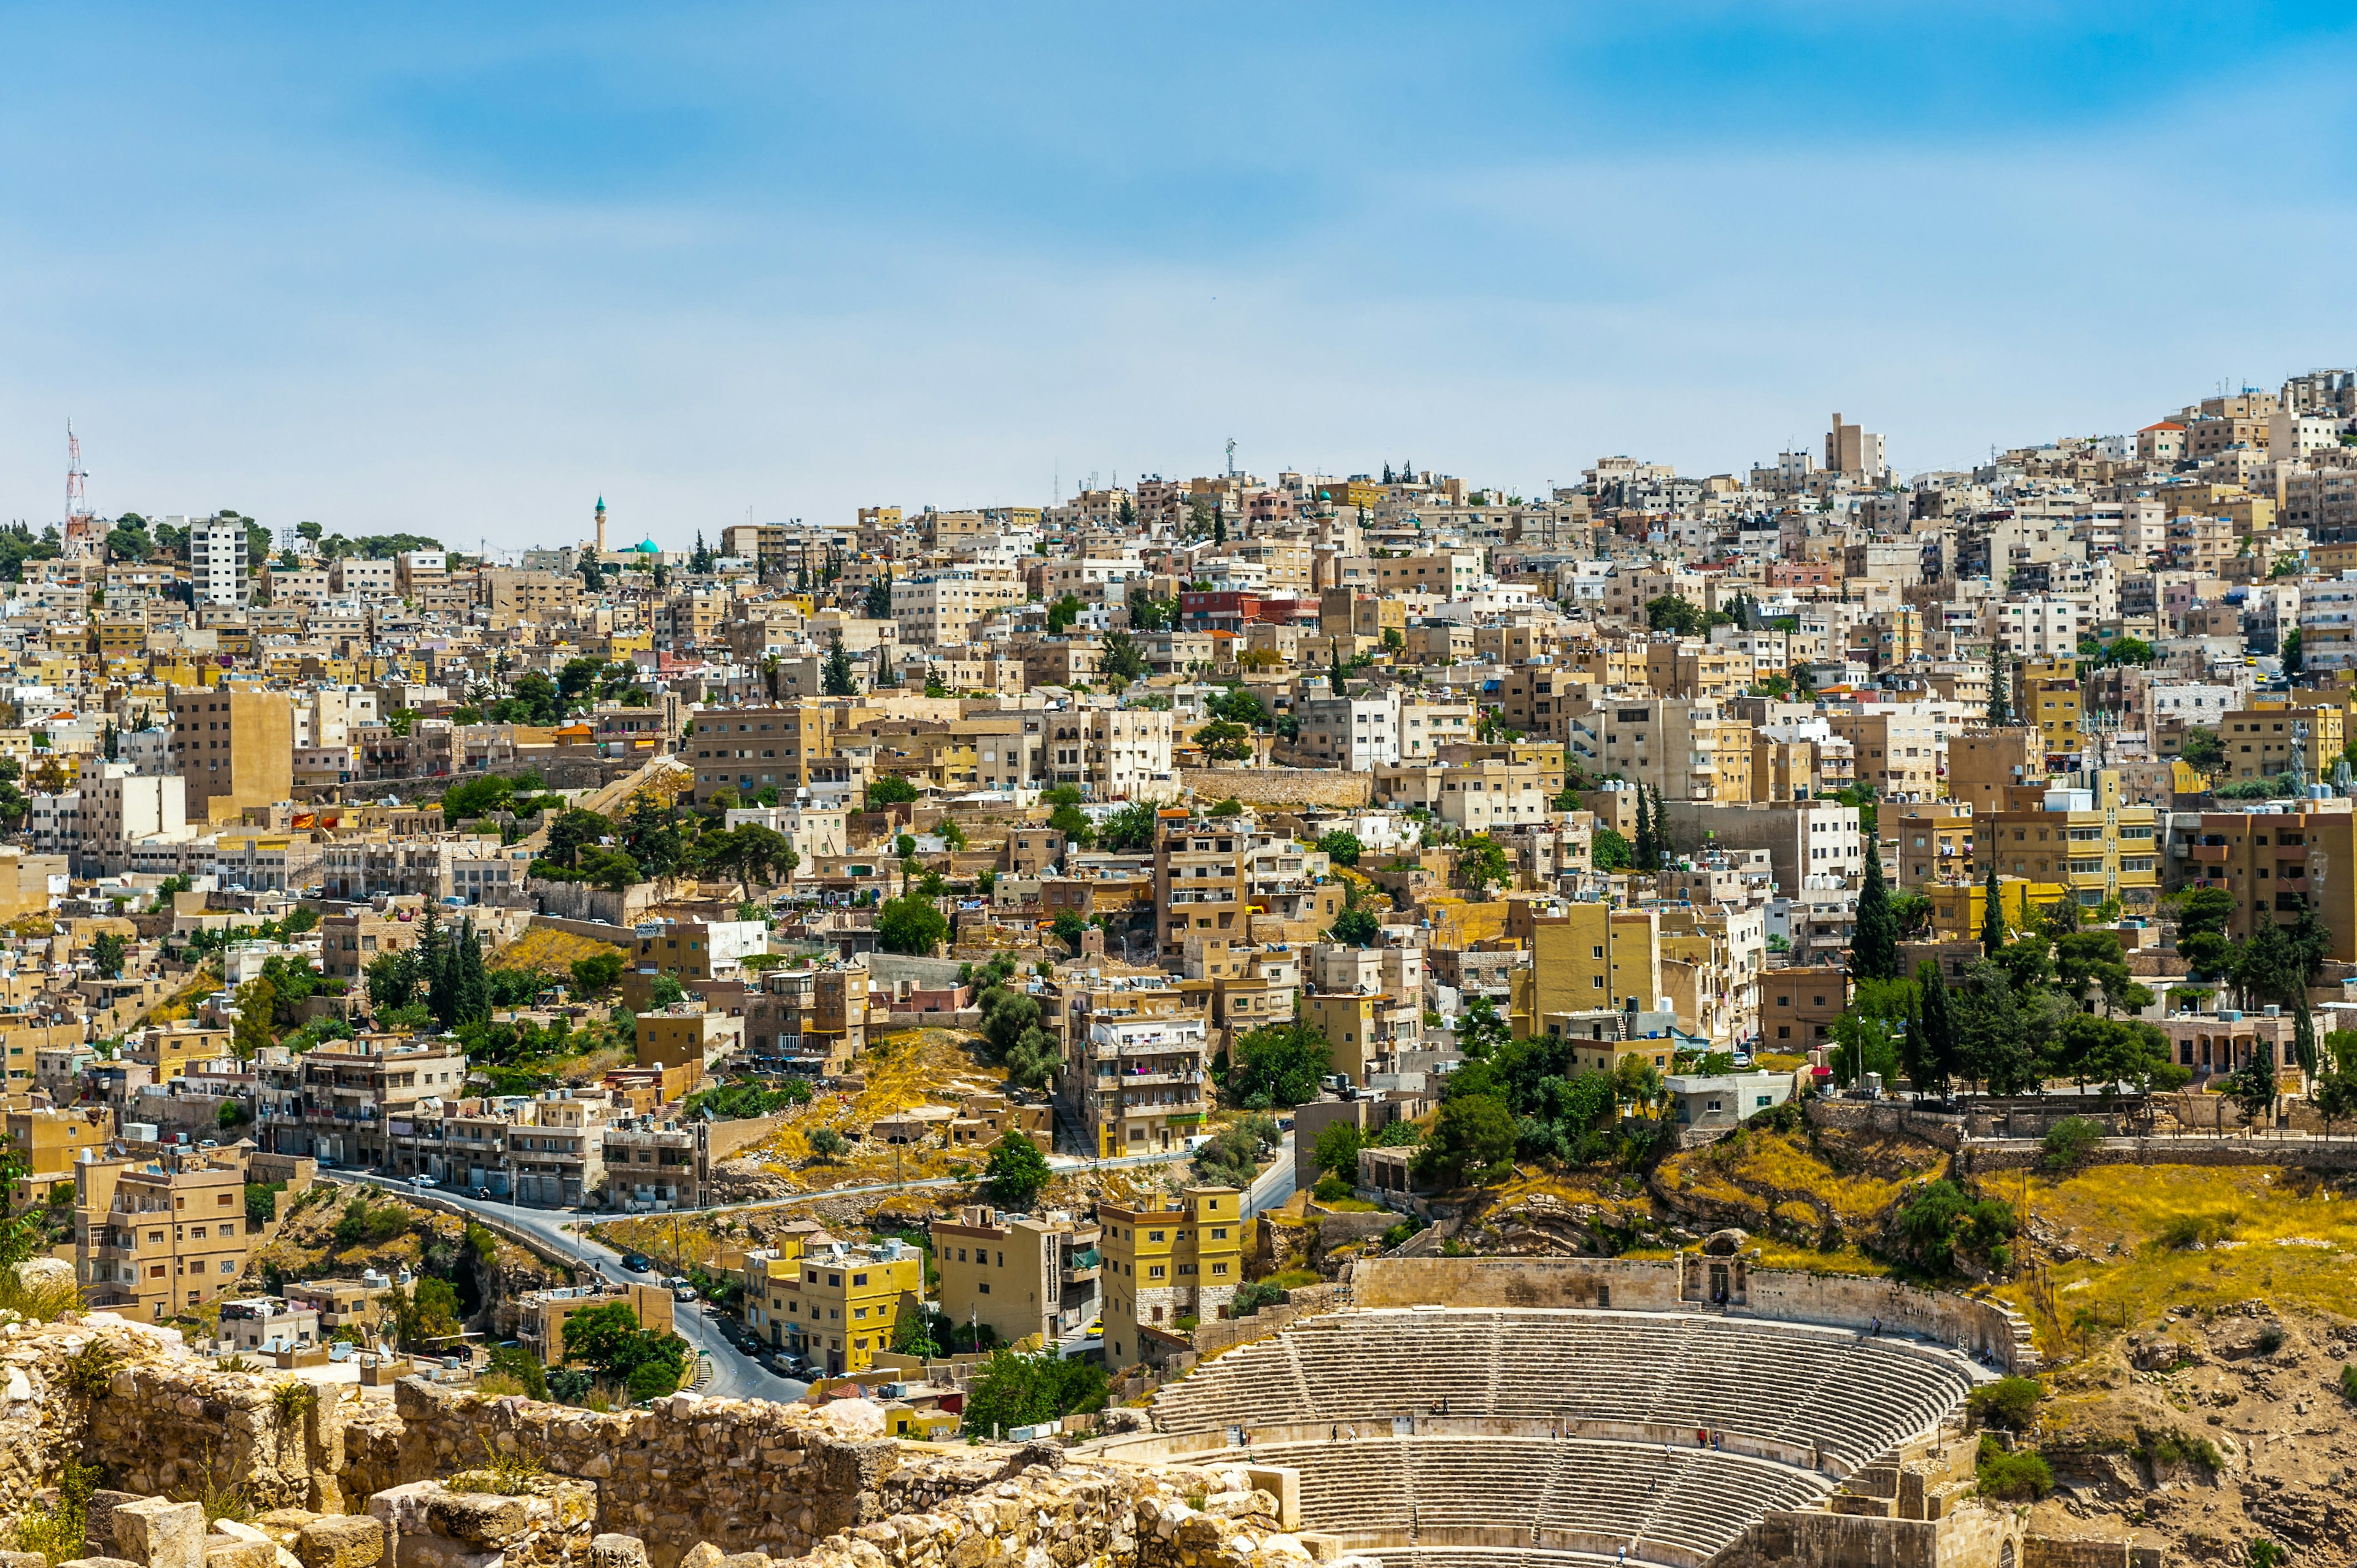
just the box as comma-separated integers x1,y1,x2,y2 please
1345,1256,2035,1371
1177,769,1373,809
1957,1135,2357,1175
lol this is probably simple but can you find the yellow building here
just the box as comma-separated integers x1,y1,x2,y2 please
1099,1188,1240,1369
1925,877,2067,943
779,1239,925,1377
633,1007,740,1076
2027,676,2084,755
1508,907,1661,1038
5,1106,111,1207
2216,702,2345,784
929,1204,1101,1348
1975,770,2160,914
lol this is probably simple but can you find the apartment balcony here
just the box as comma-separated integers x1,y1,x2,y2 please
2189,844,2227,864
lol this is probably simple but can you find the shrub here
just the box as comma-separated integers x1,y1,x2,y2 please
1228,1280,1288,1318
1965,1376,2042,1432
1975,1439,2053,1501
1311,1173,1353,1203
2254,1324,2286,1356
446,1436,546,1495
2339,1364,2357,1402
2157,1210,2236,1250
2040,1116,2105,1175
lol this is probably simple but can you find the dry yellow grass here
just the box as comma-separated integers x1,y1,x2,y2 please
1995,1162,2357,1354
735,1028,1008,1191
1654,1126,1945,1237
492,927,631,978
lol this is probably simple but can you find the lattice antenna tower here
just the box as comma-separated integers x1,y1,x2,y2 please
64,421,91,530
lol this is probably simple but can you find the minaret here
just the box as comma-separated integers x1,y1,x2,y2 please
595,496,608,557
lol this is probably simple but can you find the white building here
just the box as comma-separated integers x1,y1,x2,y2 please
1989,594,2080,660
187,516,250,608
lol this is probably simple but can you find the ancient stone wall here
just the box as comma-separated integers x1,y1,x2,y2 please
1957,1136,2357,1175
1176,770,1372,809
1345,1257,2037,1371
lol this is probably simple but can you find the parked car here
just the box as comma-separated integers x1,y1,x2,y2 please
620,1253,651,1273
409,1174,438,1189
672,1284,698,1303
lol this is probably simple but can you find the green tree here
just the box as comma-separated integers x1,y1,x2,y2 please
1851,838,1899,982
1591,826,1631,872
1312,1120,1364,1180
1980,863,2005,957
569,951,625,997
1459,835,1511,898
1044,593,1084,633
961,1348,1108,1436
1102,630,1148,684
862,573,894,620
1096,801,1159,853
2229,1043,2278,1126
1228,1021,1332,1108
2283,628,2305,674
1412,1094,1515,1187
1328,906,1380,946
877,895,949,956
2179,725,2226,774
822,632,857,697
983,1132,1051,1209
1644,594,1707,636
1315,829,1363,867
89,930,127,981
865,776,919,809
1987,649,2011,727
1633,789,1656,870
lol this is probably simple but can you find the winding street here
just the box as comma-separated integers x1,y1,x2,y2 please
335,1131,1293,1405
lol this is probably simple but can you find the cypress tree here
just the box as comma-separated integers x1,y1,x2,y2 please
458,919,490,1029
1988,649,2012,727
1651,786,1674,865
1852,836,1899,982
1918,959,1957,1097
1633,788,1656,871
1981,862,2005,957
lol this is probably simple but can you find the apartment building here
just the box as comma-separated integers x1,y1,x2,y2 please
1509,906,1663,1034
689,705,837,803
1154,808,1252,957
168,684,295,820
929,1205,1102,1347
1976,771,2161,914
76,1152,257,1322
5,1105,111,1206
1989,595,2080,660
632,918,769,983
1099,1188,1241,1367
1652,800,1862,898
70,768,187,877
1569,696,1751,805
1292,690,1401,770
891,571,1024,646
2216,702,2345,784
1760,966,1848,1049
2162,808,2357,959
1077,1010,1210,1158
635,1006,742,1076
257,1037,470,1166
1825,706,1941,801
188,517,251,608
1892,802,1976,890
777,1237,925,1377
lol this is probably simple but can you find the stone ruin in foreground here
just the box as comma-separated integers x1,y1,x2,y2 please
0,1257,2160,1568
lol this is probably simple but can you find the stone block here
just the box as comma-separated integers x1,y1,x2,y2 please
679,1547,725,1568
423,1494,528,1549
590,1535,650,1568
84,1490,145,1556
0,1551,52,1568
113,1498,208,1568
205,1539,279,1568
293,1515,384,1568
60,1557,143,1568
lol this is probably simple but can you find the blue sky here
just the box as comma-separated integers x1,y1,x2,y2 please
4,4,2356,552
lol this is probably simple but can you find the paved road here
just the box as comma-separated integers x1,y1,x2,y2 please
339,1173,789,1403
339,1129,1295,1400
1242,1137,1296,1219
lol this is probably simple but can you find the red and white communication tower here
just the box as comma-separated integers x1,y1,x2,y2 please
62,421,102,559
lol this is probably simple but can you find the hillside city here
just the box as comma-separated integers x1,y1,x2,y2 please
5,383,2357,1568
